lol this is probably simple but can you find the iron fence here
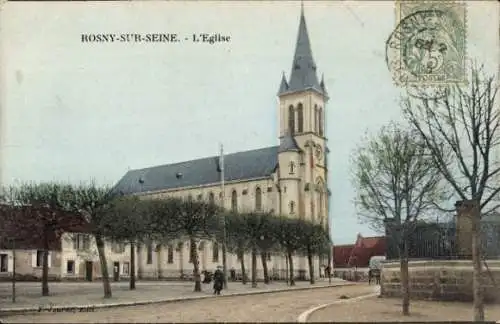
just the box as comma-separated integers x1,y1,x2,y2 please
385,220,500,260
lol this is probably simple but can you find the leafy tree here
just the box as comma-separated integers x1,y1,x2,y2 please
218,211,250,284
270,216,305,286
101,196,154,290
236,212,273,288
152,197,218,292
402,64,500,321
255,215,276,285
11,182,82,297
352,123,446,315
299,221,330,284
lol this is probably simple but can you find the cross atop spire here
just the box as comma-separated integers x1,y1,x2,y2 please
278,3,324,97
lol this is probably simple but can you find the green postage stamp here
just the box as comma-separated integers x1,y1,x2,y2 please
386,1,467,86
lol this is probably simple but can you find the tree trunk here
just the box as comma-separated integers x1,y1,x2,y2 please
307,247,315,284
327,247,332,284
95,234,112,298
12,241,16,303
130,242,136,290
190,238,202,292
251,248,257,288
222,240,228,289
239,251,247,284
400,240,410,316
157,244,163,279
42,231,49,296
471,202,484,321
260,252,270,284
288,251,295,286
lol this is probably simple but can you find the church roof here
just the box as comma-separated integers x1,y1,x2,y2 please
279,6,324,97
112,146,279,195
278,133,301,153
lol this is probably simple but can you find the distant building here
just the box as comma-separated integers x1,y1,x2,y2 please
333,234,386,268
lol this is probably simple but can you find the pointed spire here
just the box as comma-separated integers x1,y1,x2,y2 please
286,4,322,95
320,73,328,95
277,71,289,95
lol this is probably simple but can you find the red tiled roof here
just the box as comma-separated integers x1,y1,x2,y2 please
333,235,386,268
0,205,90,250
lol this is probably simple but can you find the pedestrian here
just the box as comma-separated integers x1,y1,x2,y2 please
213,266,224,295
230,267,236,281
325,265,331,279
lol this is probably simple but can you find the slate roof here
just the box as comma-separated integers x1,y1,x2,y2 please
112,146,279,195
279,7,325,97
278,133,301,153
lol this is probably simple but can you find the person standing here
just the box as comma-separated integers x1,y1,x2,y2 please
213,266,224,295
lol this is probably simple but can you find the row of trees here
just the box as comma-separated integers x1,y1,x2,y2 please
0,184,331,300
352,64,499,320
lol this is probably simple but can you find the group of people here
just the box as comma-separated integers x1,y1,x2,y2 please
201,266,225,295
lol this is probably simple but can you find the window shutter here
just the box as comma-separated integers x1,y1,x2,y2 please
47,252,52,268
7,255,13,272
31,251,37,267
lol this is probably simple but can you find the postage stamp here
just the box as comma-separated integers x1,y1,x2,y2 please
386,1,467,87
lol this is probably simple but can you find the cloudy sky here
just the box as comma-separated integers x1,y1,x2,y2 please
1,1,498,244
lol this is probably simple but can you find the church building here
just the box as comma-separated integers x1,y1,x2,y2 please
112,6,331,280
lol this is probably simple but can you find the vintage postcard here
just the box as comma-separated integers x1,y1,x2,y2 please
0,1,499,323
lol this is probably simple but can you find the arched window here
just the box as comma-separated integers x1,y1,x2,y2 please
231,190,238,212
197,194,203,201
288,105,295,134
255,187,262,211
289,161,295,174
311,202,315,222
289,201,295,214
319,107,324,136
297,103,304,133
314,105,318,133
316,177,325,218
208,192,215,204
212,242,219,262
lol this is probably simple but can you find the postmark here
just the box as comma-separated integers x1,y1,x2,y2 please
386,1,467,88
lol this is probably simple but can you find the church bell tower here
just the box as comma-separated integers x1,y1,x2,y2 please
276,4,329,231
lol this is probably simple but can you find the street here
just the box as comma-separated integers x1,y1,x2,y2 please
1,284,374,323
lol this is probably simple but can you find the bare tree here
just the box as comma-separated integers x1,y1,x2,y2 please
402,64,500,321
352,123,446,316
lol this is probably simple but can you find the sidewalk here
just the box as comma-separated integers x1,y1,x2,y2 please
0,278,350,314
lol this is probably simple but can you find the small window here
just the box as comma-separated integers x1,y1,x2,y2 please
231,190,238,212
289,201,295,214
197,194,203,201
36,250,43,267
123,262,130,275
0,254,8,272
208,192,215,204
167,245,174,264
212,242,219,262
66,260,75,274
266,252,271,261
147,243,153,264
255,187,262,211
289,161,295,174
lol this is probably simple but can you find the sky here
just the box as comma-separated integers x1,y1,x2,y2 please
1,1,498,244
